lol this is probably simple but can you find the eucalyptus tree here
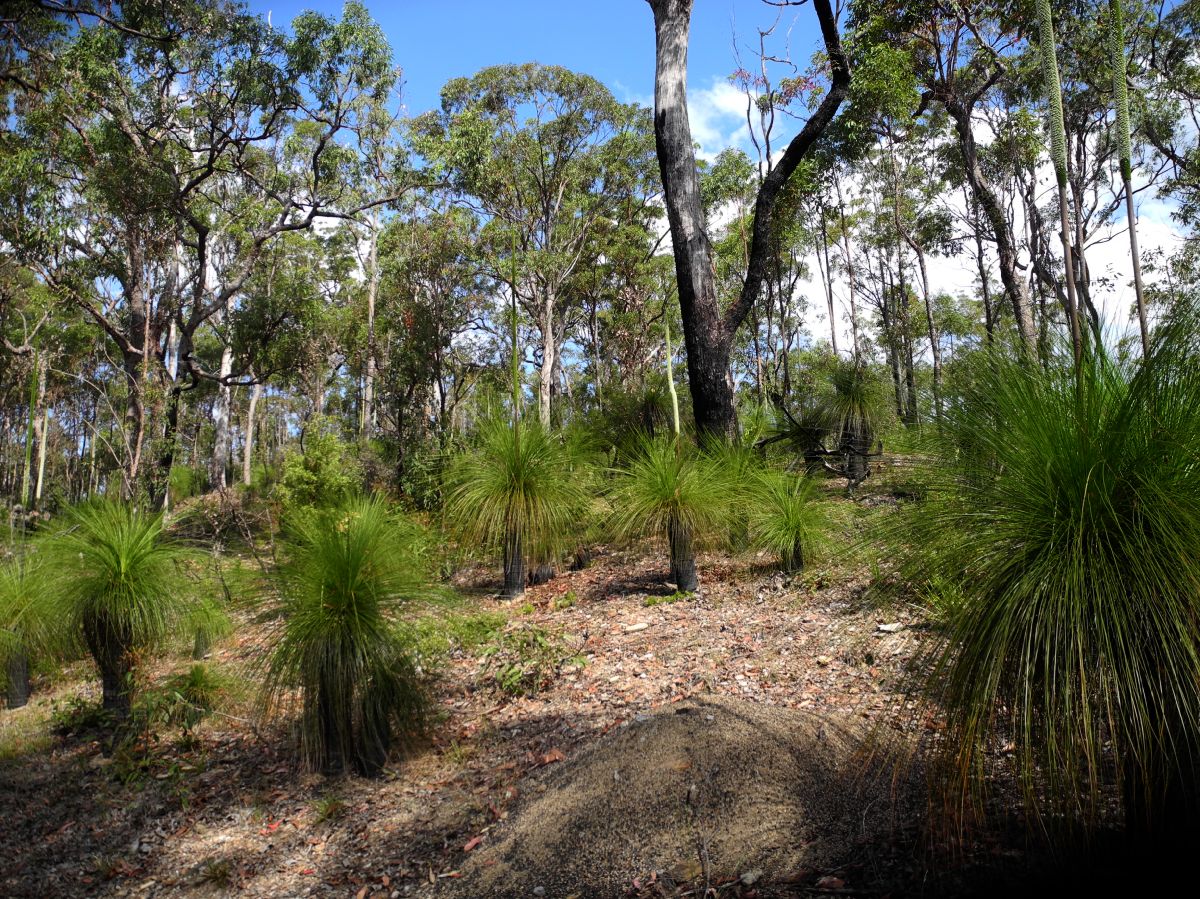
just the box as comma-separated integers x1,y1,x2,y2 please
855,1,1038,352
647,0,851,438
375,200,490,485
0,0,404,500
414,64,658,428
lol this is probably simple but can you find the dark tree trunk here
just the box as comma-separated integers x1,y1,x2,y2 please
944,100,1036,351
648,0,849,438
355,698,391,778
192,630,209,660
502,524,526,599
5,651,30,709
667,514,698,592
83,612,133,721
316,669,353,776
781,539,805,574
528,564,555,586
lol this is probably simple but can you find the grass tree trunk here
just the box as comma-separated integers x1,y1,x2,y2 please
5,651,30,709
667,514,698,592
356,697,391,778
316,672,352,775
781,539,805,574
83,613,133,721
502,524,527,599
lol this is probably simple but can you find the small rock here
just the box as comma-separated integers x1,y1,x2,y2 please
877,622,904,633
816,655,832,667
740,869,764,885
533,887,545,896
624,622,650,633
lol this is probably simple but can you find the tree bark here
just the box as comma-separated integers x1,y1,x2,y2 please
243,381,263,487
83,612,133,721
502,524,527,599
5,651,30,709
667,513,698,592
363,212,380,439
649,0,849,438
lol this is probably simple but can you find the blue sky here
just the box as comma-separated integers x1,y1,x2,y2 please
249,0,824,155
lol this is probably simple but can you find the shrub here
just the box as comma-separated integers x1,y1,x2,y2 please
0,551,57,708
276,423,362,514
746,468,825,573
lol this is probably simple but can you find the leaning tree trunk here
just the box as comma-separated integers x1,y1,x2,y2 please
502,523,527,599
667,513,698,592
5,651,31,709
944,100,1037,353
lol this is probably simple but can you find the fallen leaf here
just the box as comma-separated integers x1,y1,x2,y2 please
540,747,566,765
463,835,484,852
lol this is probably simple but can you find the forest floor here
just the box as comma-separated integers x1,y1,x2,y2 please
0,494,1147,897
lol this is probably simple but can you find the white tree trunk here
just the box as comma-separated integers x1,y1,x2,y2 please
538,292,556,428
363,212,379,439
242,381,262,487
210,299,234,490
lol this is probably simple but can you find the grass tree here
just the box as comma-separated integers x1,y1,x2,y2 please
609,436,728,592
44,502,208,721
444,415,591,599
746,469,825,573
823,361,889,489
896,302,1200,836
263,495,430,776
0,552,56,709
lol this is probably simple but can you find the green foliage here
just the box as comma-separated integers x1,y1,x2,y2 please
168,466,208,506
608,436,729,547
276,423,363,514
443,415,592,566
310,794,348,824
480,624,578,697
401,609,507,665
0,550,59,688
895,306,1200,829
262,494,431,775
746,469,826,572
643,590,692,607
41,502,206,718
552,591,577,611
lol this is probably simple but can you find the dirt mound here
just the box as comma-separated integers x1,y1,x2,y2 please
445,695,913,897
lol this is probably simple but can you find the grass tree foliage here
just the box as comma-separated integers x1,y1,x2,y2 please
898,302,1200,835
263,495,430,776
0,552,55,708
43,503,213,722
746,469,825,573
444,415,591,599
609,436,729,592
